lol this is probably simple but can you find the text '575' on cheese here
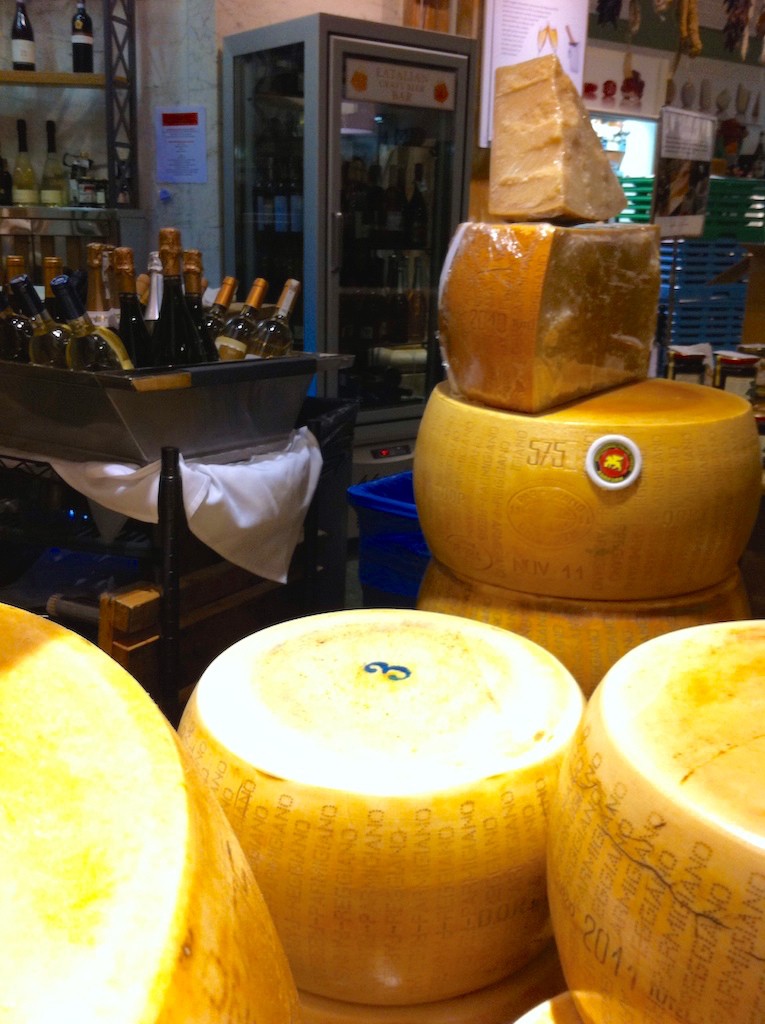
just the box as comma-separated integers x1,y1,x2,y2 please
489,55,626,223
0,602,300,1024
439,221,660,414
178,608,585,1007
547,620,765,1024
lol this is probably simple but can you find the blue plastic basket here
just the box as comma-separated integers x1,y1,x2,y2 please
347,472,430,607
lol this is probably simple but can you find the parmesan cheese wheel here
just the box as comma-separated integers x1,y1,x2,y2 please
299,940,566,1024
512,992,584,1023
417,559,752,697
414,380,762,600
177,609,585,1006
0,603,300,1024
438,221,660,414
488,55,627,223
547,620,765,1024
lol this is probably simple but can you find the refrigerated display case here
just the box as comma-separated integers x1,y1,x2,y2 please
222,14,477,473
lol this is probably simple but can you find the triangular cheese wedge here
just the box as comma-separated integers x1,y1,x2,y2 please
0,603,300,1024
489,55,627,222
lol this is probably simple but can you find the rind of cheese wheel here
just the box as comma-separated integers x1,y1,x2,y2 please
547,620,765,1024
438,221,660,414
0,602,300,1024
177,608,585,1006
417,559,751,698
488,55,626,222
414,380,762,600
512,992,584,1023
299,940,566,1024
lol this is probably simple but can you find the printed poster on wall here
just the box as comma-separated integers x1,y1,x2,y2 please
652,106,717,237
478,0,589,147
155,107,207,184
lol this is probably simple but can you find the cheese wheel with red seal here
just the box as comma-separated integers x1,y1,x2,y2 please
0,602,300,1024
547,620,765,1024
414,379,762,600
417,558,752,697
177,608,585,1006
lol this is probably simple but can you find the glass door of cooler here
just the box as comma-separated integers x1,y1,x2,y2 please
327,36,474,425
227,39,307,348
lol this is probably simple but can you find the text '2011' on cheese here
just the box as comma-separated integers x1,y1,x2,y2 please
488,54,627,223
438,220,660,414
0,602,300,1024
548,620,765,1024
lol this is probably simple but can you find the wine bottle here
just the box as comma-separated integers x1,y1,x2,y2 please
0,149,13,205
152,227,207,366
407,254,427,345
405,162,428,249
143,250,163,334
72,0,94,73
114,246,154,368
85,241,110,329
103,244,119,327
249,278,300,358
214,277,268,361
40,121,68,207
51,273,134,371
12,119,39,206
0,290,32,362
182,248,216,360
42,256,66,321
10,273,71,368
4,255,26,312
202,275,238,353
11,0,35,71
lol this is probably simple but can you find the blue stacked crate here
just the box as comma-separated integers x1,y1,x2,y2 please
659,238,749,368
347,471,430,608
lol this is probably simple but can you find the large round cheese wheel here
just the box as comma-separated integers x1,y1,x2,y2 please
299,940,566,1024
547,620,765,1024
417,558,751,697
414,380,761,600
512,992,584,1023
0,603,300,1024
177,608,585,1005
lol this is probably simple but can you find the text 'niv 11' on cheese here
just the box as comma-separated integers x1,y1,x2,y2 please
0,602,301,1024
488,55,627,223
547,620,765,1024
178,608,585,1007
438,221,660,414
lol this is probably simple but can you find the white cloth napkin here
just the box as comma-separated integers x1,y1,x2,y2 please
47,427,323,584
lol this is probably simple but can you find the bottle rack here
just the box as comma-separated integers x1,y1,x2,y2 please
1,0,137,212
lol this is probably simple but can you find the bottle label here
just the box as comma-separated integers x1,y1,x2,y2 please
72,33,94,44
215,334,247,357
40,189,64,205
12,188,38,204
12,39,35,65
88,309,111,329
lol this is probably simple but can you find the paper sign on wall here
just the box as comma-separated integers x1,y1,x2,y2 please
155,107,207,184
478,0,589,147
652,106,717,237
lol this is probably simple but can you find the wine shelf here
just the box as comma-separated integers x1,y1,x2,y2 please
0,70,112,88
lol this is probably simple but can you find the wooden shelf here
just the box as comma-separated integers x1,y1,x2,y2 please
0,69,128,89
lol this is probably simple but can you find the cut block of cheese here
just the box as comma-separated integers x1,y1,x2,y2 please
489,55,626,222
417,559,752,698
0,602,300,1024
438,221,660,413
414,380,762,600
512,993,584,1023
299,940,566,1024
547,620,765,1024
177,608,585,1006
